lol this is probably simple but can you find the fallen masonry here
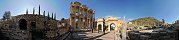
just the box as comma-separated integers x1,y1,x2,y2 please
128,30,178,40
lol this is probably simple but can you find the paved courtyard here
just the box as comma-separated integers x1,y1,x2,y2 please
70,30,121,40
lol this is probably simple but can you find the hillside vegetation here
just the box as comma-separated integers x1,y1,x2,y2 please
130,17,161,26
127,17,162,30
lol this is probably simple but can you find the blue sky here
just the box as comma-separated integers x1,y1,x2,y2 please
0,0,179,24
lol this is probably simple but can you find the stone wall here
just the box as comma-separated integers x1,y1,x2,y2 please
128,31,178,40
0,14,59,40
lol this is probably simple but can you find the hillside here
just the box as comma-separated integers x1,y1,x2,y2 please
129,17,162,27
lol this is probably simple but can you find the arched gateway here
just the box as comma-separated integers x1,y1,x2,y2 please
19,19,27,30
97,17,124,32
110,23,116,30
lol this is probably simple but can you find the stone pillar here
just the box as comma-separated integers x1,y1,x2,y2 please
108,24,111,31
70,16,75,29
80,18,83,29
84,18,87,29
26,9,28,14
33,7,35,14
87,19,90,29
101,24,104,32
90,19,91,29
39,5,40,15
77,17,81,30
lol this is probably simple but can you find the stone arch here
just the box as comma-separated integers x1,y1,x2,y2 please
107,21,119,31
19,19,27,30
110,23,116,30
98,24,102,30
31,22,36,28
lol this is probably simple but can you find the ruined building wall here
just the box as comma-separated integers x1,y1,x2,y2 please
70,2,95,30
128,31,178,40
0,14,58,40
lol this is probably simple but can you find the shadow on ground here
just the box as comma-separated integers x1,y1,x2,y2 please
69,30,110,40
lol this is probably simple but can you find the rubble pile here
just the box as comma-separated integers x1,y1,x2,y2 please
128,31,178,40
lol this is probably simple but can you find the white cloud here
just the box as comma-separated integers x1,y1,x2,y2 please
11,12,36,16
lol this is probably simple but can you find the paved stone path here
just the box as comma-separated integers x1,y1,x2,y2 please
96,31,115,40
70,30,121,40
